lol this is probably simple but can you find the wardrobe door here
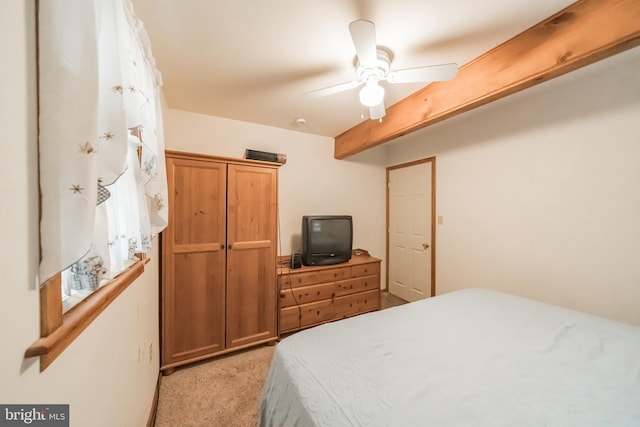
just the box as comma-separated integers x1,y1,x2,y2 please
161,157,227,368
225,164,278,348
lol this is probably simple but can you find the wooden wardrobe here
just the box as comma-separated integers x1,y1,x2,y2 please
161,150,280,373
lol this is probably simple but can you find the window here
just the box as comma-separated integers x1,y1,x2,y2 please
61,129,151,314
25,0,167,370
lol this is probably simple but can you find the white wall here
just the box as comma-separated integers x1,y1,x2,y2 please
387,47,640,325
0,2,159,425
165,109,388,268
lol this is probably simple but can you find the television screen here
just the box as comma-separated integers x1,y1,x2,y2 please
301,215,353,266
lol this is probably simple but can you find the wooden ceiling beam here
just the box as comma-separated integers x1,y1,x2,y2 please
334,0,640,159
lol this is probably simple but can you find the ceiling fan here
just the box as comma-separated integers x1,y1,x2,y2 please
306,19,459,120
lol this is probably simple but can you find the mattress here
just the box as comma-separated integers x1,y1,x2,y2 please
259,288,640,426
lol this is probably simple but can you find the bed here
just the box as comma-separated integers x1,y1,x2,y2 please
259,288,640,426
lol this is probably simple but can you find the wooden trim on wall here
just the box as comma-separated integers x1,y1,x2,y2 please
146,373,161,427
26,261,145,371
334,0,640,159
39,275,63,336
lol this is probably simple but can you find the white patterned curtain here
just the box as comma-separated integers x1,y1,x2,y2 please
39,0,168,286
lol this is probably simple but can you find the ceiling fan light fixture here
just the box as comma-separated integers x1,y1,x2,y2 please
304,20,458,123
359,80,384,107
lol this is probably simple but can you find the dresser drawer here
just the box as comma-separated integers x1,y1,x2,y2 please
351,262,380,278
279,289,381,333
278,266,349,289
335,289,380,317
336,276,378,297
279,282,336,308
280,299,338,332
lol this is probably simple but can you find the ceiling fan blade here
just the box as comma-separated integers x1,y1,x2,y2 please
348,19,377,68
369,101,385,120
304,80,362,98
386,63,458,84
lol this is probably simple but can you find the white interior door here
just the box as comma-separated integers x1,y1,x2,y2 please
388,160,434,302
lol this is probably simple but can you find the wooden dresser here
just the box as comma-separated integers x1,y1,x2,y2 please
278,253,381,334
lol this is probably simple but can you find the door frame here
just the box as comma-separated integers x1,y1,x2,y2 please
386,157,437,297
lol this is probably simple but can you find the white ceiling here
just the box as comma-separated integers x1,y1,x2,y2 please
131,0,575,138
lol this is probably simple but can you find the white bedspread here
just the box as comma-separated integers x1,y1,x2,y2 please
259,288,640,427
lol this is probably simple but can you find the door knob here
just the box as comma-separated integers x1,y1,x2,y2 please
423,243,430,250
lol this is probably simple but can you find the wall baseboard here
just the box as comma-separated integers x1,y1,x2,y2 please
146,373,161,427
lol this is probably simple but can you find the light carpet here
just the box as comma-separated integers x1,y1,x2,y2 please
154,345,275,427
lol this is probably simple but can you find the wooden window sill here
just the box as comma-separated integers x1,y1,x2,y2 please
25,258,148,371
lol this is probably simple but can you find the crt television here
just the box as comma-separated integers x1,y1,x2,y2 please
301,215,353,266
